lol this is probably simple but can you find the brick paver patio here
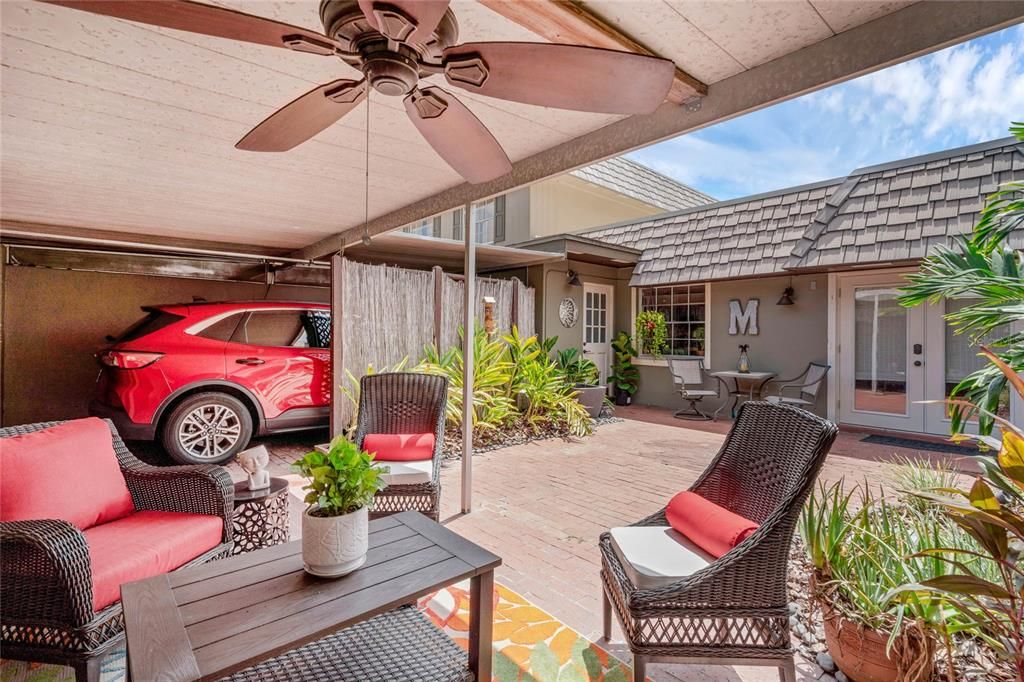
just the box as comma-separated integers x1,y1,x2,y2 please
225,405,973,682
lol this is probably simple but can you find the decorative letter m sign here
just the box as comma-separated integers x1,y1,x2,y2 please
728,299,759,335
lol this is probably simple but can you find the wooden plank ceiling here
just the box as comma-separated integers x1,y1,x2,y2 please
1,0,918,251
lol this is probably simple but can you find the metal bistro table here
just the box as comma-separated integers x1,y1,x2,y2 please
710,370,776,419
121,511,501,682
231,477,290,555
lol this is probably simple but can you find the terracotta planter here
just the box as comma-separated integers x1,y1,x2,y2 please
820,599,934,682
573,384,606,418
301,505,368,577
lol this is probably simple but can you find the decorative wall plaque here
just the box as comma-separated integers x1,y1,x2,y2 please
728,299,760,335
558,297,579,328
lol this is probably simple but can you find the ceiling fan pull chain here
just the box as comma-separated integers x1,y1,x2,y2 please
362,93,372,247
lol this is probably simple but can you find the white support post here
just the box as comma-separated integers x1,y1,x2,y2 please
461,202,475,514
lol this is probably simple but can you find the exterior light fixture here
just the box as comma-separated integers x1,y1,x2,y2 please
567,270,581,287
777,276,795,305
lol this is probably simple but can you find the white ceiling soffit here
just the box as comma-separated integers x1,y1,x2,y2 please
1,1,1022,255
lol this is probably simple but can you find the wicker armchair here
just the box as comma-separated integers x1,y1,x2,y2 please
354,372,449,522
599,402,838,681
1,419,233,682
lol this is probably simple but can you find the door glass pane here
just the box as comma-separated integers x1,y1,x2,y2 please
853,288,907,414
944,299,1010,419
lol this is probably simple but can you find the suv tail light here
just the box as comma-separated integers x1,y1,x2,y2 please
98,350,164,369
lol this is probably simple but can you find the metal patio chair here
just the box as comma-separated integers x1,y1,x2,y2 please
354,372,448,522
764,362,830,410
599,402,838,682
668,358,719,420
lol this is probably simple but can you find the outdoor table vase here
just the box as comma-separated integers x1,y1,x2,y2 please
710,370,776,419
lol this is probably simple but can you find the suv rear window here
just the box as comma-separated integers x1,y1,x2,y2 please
114,310,184,342
231,312,306,347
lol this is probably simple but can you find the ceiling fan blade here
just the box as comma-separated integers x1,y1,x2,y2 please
443,42,674,115
237,80,367,152
404,87,511,185
357,0,449,44
42,1,341,55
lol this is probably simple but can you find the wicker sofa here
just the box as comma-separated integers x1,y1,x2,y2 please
599,402,838,681
353,372,448,522
0,418,234,682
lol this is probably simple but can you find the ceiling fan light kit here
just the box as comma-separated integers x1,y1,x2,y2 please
44,0,676,184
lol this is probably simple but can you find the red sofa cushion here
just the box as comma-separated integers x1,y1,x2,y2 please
665,491,759,559
0,418,135,529
85,510,223,612
362,433,435,462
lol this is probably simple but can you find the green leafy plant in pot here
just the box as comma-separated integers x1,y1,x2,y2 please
610,332,639,405
293,437,386,577
635,310,667,357
555,347,604,417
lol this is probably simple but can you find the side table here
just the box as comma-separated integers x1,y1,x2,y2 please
232,477,290,555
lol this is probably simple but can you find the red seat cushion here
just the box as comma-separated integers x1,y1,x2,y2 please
362,433,436,462
1,418,135,529
665,491,759,559
85,510,223,612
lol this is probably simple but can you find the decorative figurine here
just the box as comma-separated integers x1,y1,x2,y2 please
238,445,271,491
737,344,751,374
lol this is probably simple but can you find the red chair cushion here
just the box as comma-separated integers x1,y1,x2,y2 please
85,510,223,612
0,418,135,529
362,433,436,462
665,491,759,559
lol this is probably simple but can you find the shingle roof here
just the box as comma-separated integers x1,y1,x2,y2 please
571,156,716,212
580,137,1024,286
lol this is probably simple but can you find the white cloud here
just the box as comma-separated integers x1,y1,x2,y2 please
631,26,1023,200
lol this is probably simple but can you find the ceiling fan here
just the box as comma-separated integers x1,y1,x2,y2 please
44,0,676,184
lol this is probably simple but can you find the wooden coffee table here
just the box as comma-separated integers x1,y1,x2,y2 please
121,511,500,681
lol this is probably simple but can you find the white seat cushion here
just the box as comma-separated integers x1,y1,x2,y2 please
680,389,718,397
608,526,714,589
766,395,812,406
374,459,433,486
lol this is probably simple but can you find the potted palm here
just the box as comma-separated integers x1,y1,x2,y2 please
556,348,605,418
293,437,386,577
610,332,639,405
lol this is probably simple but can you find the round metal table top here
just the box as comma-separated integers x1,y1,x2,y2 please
233,476,289,504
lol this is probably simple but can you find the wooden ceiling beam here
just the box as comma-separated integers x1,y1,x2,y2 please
477,0,707,103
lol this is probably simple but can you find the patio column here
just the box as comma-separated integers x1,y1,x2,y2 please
462,201,474,513
330,254,345,437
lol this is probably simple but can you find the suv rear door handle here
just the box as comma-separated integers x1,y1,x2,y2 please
235,357,265,365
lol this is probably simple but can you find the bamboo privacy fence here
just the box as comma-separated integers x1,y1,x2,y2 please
339,259,535,423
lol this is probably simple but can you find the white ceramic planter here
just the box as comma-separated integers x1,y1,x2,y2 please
301,505,369,577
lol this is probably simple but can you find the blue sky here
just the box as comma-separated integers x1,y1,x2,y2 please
627,24,1024,201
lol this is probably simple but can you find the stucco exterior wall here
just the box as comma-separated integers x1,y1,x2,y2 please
633,273,830,416
531,260,632,352
528,176,663,241
1,266,328,427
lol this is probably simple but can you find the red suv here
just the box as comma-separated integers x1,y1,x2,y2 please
90,301,331,464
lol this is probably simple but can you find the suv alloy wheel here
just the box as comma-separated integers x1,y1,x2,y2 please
160,392,254,464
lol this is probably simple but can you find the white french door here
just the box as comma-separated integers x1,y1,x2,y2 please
582,283,613,388
837,271,1014,436
838,273,925,432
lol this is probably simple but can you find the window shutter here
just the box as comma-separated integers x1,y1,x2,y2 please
494,195,506,242
453,208,464,241
432,216,441,237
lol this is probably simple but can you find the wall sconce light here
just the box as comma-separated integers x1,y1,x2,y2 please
482,296,497,335
567,270,581,287
777,286,795,306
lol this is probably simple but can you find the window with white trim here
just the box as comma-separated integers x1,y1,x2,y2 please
471,195,506,244
403,217,439,237
638,285,706,356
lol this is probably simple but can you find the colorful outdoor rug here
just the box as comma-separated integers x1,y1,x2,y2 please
0,582,633,682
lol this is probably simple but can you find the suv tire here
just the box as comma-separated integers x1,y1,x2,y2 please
161,392,254,465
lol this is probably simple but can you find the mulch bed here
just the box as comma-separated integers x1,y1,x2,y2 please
440,409,622,459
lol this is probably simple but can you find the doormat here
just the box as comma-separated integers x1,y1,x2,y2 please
861,434,978,455
0,582,636,682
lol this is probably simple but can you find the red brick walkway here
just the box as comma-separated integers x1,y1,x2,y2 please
239,406,972,681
